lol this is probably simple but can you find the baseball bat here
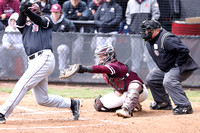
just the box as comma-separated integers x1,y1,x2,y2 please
30,0,42,4
21,0,42,4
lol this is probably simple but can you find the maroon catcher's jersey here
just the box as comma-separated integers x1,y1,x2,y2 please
92,61,143,92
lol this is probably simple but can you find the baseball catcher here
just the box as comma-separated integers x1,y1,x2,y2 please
59,44,148,118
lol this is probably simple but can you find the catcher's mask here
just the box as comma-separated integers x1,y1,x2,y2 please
140,19,162,41
94,44,116,65
29,3,41,15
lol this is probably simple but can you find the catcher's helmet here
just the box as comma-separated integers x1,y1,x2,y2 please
94,44,116,65
29,3,41,14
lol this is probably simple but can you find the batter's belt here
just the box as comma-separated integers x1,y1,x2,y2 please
28,49,51,60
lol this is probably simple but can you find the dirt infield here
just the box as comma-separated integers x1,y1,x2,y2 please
0,81,200,133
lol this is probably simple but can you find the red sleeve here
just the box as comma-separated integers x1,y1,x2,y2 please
91,65,111,74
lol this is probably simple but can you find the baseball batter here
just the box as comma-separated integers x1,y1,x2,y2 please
60,44,148,118
0,1,80,124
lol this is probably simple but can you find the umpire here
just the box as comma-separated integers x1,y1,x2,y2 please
140,19,199,115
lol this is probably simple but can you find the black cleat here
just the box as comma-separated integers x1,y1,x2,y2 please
173,105,193,115
70,99,80,120
150,101,172,110
0,113,6,124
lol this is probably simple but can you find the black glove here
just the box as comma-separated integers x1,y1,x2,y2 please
19,0,32,13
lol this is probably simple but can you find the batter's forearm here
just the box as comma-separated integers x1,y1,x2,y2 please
26,10,46,26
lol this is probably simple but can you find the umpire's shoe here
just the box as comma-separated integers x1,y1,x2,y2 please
116,107,132,118
173,105,193,115
70,99,80,120
0,113,6,124
150,101,172,110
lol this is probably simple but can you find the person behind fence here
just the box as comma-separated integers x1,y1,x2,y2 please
88,0,105,20
125,0,160,73
38,0,58,16
63,0,89,32
59,44,148,118
0,12,27,77
0,2,80,124
91,0,122,52
88,0,104,33
49,4,76,71
140,19,199,115
0,0,20,26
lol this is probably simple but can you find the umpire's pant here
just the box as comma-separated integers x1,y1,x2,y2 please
146,67,193,106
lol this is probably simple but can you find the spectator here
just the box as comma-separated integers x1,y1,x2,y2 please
38,0,58,16
92,0,122,52
87,0,104,33
0,0,20,26
115,0,128,20
140,19,199,115
125,0,160,73
0,12,27,77
94,0,122,34
49,4,77,71
50,4,75,32
88,0,105,20
63,0,89,32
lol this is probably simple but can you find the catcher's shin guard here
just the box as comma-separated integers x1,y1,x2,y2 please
122,89,140,115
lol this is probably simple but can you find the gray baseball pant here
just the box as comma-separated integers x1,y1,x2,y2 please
146,67,193,106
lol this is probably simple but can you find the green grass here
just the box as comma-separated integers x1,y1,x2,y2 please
48,87,113,99
0,86,200,102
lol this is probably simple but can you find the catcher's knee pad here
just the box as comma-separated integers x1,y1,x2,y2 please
94,95,109,112
122,89,139,113
57,44,69,54
128,80,143,93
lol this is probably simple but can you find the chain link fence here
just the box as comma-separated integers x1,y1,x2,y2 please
0,32,199,87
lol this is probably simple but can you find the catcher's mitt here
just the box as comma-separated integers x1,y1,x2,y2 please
59,64,80,79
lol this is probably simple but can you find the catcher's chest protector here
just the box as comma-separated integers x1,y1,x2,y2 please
103,74,125,93
102,64,131,93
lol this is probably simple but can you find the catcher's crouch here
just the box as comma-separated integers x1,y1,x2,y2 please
60,44,148,118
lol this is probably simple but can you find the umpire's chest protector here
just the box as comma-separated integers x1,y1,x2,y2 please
146,30,176,72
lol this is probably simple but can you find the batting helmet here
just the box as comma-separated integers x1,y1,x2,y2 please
94,44,116,65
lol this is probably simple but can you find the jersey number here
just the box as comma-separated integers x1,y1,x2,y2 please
32,24,39,32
